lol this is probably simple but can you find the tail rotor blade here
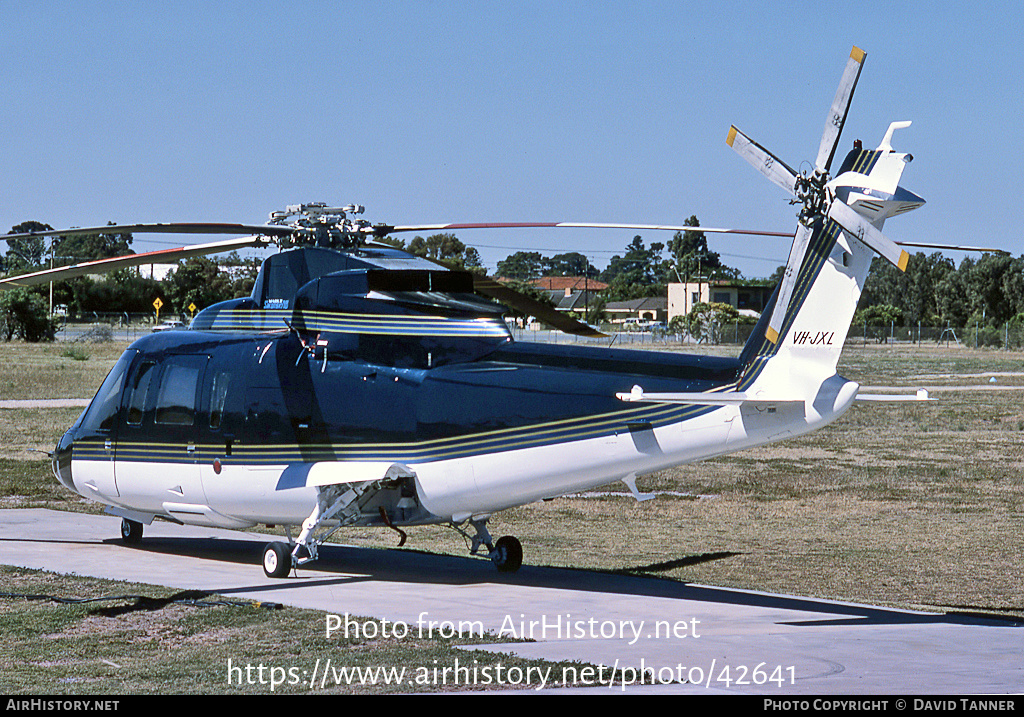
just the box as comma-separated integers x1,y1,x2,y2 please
828,199,909,271
726,126,800,196
815,46,866,173
764,221,814,343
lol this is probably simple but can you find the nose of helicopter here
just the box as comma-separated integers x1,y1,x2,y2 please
52,429,75,492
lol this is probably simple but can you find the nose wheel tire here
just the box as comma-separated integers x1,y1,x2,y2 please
263,541,292,578
120,518,143,545
492,535,523,573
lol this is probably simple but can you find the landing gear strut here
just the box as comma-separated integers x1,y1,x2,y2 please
455,517,523,573
260,479,396,578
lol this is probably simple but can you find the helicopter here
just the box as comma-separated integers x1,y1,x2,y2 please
1,46,993,578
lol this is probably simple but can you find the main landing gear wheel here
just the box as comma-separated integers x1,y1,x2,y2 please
456,518,525,573
120,518,143,545
262,541,292,578
492,535,523,573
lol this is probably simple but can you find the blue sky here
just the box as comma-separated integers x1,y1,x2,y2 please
3,1,1021,279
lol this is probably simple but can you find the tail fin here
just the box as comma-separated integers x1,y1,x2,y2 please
739,216,871,391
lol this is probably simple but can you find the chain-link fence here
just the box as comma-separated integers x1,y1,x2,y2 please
846,322,1024,349
511,322,1024,349
49,314,1024,351
53,311,190,343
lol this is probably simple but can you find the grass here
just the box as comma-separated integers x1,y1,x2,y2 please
0,565,610,694
1,337,1023,692
0,341,127,401
60,346,90,362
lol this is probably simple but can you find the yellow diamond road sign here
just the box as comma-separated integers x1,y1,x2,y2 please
188,302,197,314
153,298,163,310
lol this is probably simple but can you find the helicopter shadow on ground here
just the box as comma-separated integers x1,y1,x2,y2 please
104,532,1023,630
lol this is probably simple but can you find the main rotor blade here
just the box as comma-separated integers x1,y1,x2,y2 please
0,235,268,291
815,46,866,173
828,199,909,271
726,126,800,196
471,275,606,338
377,221,794,239
396,248,607,338
764,221,814,344
1,222,293,243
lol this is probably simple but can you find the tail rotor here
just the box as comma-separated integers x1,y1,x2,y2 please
728,46,919,346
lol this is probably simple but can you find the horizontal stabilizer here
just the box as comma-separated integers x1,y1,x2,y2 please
856,389,934,402
616,385,804,407
896,240,1008,255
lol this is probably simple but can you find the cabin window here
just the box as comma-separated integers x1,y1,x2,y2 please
154,358,203,426
126,361,156,425
209,371,230,429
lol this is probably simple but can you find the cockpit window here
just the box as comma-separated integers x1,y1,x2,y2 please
80,350,137,432
126,361,156,425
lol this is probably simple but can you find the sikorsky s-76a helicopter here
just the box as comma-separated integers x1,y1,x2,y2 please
2,47,995,577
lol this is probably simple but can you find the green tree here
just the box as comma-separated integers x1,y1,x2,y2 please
68,270,163,315
601,235,661,285
496,251,598,281
48,223,138,314
544,252,598,277
600,235,668,300
219,251,263,298
683,301,749,344
933,257,974,327
0,288,57,341
3,221,51,274
667,216,732,281
406,233,483,272
965,253,1015,325
854,304,903,326
164,256,236,315
1001,256,1024,319
52,223,133,263
496,251,546,280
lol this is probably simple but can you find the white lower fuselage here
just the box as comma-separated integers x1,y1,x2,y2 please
70,371,857,529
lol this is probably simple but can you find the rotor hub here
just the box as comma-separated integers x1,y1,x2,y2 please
793,170,831,226
268,203,372,249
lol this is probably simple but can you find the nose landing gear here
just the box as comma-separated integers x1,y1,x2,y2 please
262,541,292,578
120,518,143,545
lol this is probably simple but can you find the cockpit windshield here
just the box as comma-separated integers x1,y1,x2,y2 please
79,349,137,432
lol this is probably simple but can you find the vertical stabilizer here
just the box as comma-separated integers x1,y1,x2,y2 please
739,216,873,395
